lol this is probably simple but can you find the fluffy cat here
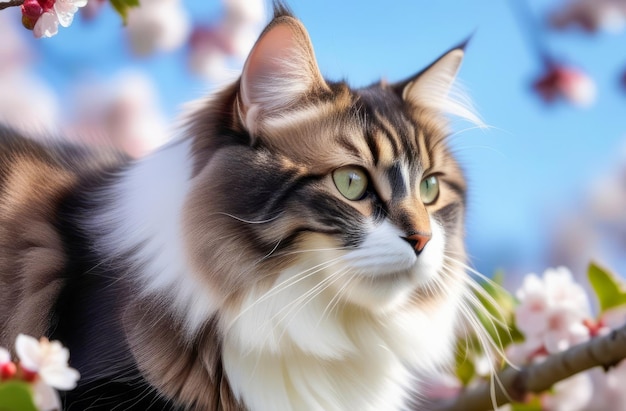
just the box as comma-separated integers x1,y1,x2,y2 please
0,5,486,411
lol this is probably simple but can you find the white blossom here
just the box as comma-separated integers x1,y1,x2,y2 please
126,0,190,56
55,0,89,28
15,334,80,390
34,11,59,39
32,0,88,38
67,71,170,157
541,372,593,411
0,347,10,365
515,267,592,354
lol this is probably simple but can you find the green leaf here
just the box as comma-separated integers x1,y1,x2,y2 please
472,272,522,349
588,262,626,313
109,0,140,24
0,381,38,411
454,340,476,386
510,396,543,411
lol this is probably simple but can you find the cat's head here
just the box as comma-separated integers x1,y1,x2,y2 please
183,6,475,315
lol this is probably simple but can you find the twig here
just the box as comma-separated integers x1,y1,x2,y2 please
0,1,24,11
425,323,626,411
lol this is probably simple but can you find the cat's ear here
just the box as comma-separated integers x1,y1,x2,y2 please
394,43,481,125
239,14,327,135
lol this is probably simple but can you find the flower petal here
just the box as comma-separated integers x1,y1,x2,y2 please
40,364,80,390
0,347,10,365
33,11,59,38
15,334,42,371
54,2,78,28
32,380,62,411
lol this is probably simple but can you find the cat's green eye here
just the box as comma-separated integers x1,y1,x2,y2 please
332,166,368,201
420,175,439,205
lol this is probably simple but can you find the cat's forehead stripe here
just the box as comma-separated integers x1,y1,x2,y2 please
373,113,402,156
416,129,432,172
263,102,337,131
370,132,396,166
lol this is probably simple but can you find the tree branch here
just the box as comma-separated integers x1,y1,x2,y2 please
425,323,626,411
0,1,24,11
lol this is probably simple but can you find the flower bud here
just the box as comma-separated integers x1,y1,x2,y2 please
37,0,56,12
0,362,17,380
21,0,44,31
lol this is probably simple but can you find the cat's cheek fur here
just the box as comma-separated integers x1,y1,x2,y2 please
338,218,445,311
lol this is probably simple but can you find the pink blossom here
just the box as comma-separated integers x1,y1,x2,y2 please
541,372,593,411
514,267,592,355
550,0,626,33
126,0,190,56
0,347,10,366
585,362,626,411
34,11,59,38
0,71,59,134
533,64,597,107
67,71,170,157
29,0,89,38
188,0,265,80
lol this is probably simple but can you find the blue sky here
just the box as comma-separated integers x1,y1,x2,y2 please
20,0,626,277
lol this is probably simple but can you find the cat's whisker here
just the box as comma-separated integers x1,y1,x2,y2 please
271,266,348,345
225,256,346,331
270,263,346,328
438,265,517,399
257,238,283,262
214,212,283,224
267,245,355,258
318,270,355,325
440,263,511,340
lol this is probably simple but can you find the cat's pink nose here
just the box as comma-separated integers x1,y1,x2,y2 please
403,233,431,254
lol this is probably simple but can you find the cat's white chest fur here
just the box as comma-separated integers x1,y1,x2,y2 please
221,254,463,411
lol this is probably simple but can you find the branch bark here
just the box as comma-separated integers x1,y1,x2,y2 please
0,1,24,11
425,323,626,411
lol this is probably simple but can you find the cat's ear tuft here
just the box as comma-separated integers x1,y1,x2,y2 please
239,14,327,135
395,44,482,126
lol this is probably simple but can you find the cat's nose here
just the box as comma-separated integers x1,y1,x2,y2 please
402,233,432,254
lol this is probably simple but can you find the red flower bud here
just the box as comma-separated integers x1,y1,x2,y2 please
21,0,43,18
37,0,56,12
533,64,596,107
0,362,17,380
20,367,38,383
21,0,44,30
21,14,37,31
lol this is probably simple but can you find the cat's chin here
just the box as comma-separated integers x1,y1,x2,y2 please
335,269,432,312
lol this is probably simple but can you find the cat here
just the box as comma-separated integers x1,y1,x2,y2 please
0,4,487,411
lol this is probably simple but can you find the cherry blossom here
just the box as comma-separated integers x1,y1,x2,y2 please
550,0,626,33
67,71,170,157
514,267,592,355
15,334,80,390
0,347,9,365
19,0,88,38
533,64,597,107
541,372,593,411
126,0,190,56
188,0,265,80
0,347,16,380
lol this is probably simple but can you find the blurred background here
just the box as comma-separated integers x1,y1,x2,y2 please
1,0,625,287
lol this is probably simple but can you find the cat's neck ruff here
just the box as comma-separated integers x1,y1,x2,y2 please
86,139,218,334
220,256,464,411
